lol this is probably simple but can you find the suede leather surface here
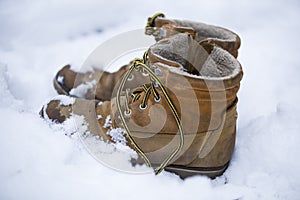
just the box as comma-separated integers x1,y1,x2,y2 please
42,15,243,178
43,33,242,174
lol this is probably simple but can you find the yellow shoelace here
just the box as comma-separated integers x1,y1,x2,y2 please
145,13,165,38
116,51,184,174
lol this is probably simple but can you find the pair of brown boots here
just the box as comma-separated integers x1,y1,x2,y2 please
40,13,243,178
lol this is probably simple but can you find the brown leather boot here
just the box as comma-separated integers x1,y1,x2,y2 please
145,13,241,57
53,64,129,100
41,33,243,178
53,13,241,100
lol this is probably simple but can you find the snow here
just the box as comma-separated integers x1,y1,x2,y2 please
103,115,112,128
52,95,75,106
1,0,300,200
69,80,96,98
106,128,127,145
57,75,64,84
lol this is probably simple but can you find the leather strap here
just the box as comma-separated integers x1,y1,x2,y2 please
145,13,240,58
154,18,197,40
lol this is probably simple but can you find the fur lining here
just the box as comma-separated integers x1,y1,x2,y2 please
150,33,241,79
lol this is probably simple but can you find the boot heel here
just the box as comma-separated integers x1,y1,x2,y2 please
165,162,229,179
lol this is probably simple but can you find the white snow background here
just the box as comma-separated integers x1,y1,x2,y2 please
1,0,300,199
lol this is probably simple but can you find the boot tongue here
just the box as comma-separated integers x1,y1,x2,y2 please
148,33,213,75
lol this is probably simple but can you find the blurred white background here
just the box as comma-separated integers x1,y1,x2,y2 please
0,0,300,199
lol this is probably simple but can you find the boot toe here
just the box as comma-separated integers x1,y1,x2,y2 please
40,95,74,123
53,64,76,95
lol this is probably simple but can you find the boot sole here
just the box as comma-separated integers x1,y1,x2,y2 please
53,75,69,95
164,162,229,179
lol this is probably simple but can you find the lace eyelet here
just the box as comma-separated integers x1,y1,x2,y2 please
139,104,148,110
142,72,149,77
124,110,131,116
127,74,134,81
154,68,163,76
153,82,159,88
154,95,161,102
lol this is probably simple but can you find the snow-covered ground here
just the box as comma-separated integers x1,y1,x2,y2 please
1,0,300,199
